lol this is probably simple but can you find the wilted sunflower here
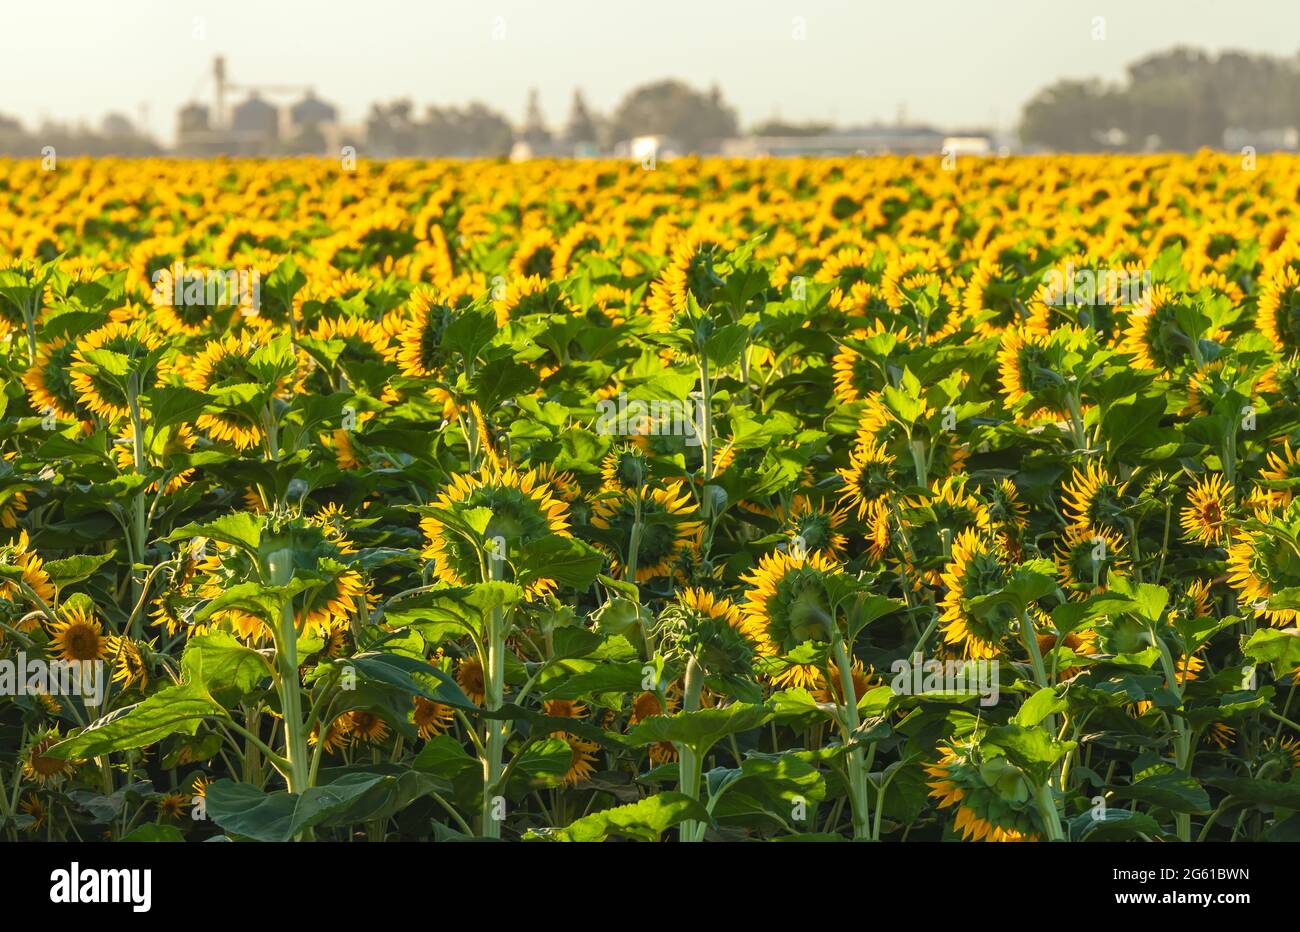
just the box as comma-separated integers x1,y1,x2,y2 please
1180,473,1234,546
925,744,1041,842
47,600,107,663
421,461,572,597
938,529,1015,660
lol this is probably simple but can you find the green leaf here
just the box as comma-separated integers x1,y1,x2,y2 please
1014,687,1066,728
42,551,117,588
524,792,709,842
626,702,773,756
47,680,224,759
1112,773,1211,814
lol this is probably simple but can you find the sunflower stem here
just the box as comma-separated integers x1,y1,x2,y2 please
676,655,705,842
480,548,508,839
264,546,311,805
831,636,871,840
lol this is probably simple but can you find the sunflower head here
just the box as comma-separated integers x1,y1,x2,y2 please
1226,502,1300,625
1180,473,1234,547
938,529,1016,660
47,597,107,663
925,743,1042,842
590,481,702,583
1054,523,1129,599
657,587,757,678
741,550,845,656
421,461,572,598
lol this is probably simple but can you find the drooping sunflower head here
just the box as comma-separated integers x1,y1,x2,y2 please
590,481,702,583
938,529,1014,660
421,461,572,598
924,743,1042,842
740,549,845,657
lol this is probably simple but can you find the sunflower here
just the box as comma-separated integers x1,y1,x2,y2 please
599,443,650,493
962,258,1022,337
47,600,107,663
106,635,149,690
1258,265,1300,353
341,710,390,746
1226,513,1300,625
1054,523,1128,599
938,529,1015,660
925,744,1041,842
830,324,891,405
543,699,597,786
1120,285,1199,372
995,327,1059,420
189,335,266,450
0,530,56,608
1180,473,1234,546
413,696,455,739
509,229,558,280
835,437,895,521
22,729,73,785
627,689,679,765
1061,461,1130,533
69,320,164,421
777,494,848,562
421,461,572,597
646,229,730,332
896,476,993,587
740,549,844,657
590,481,702,583
658,587,758,677
23,337,85,420
396,285,472,378
456,656,486,706
1258,440,1300,508
813,656,881,706
19,795,46,832
157,792,189,820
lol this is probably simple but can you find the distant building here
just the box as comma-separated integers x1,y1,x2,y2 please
231,93,279,151
290,90,337,130
723,124,951,157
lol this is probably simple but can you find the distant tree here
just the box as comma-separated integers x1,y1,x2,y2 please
521,88,552,151
563,89,600,149
1019,80,1118,151
608,79,739,152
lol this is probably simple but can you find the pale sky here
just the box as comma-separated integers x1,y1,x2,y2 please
1,0,1296,143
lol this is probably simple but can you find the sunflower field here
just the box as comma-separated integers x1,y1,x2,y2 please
3,152,1300,844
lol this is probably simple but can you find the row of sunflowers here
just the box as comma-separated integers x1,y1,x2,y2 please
2,152,1300,841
